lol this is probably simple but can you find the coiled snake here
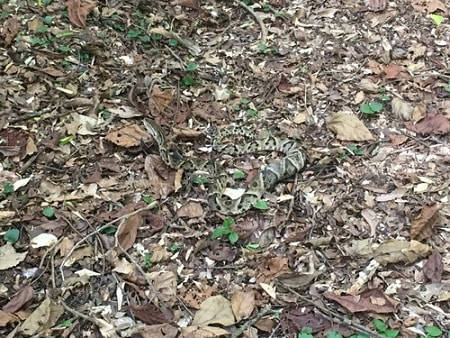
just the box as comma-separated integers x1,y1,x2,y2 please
143,119,306,215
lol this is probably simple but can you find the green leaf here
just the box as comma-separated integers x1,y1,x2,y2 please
3,182,14,195
62,320,73,327
233,104,241,111
298,327,314,338
4,229,20,244
151,33,162,41
170,244,180,252
241,98,250,104
245,243,260,250
127,29,141,38
168,38,179,46
186,63,198,72
228,231,239,244
43,16,53,25
361,101,383,115
385,329,399,338
233,170,245,180
445,82,450,93
252,200,269,211
192,176,208,184
211,226,230,239
258,44,267,52
347,145,364,156
326,331,343,338
102,226,116,235
181,75,197,86
222,217,234,228
142,195,154,204
59,135,73,145
59,45,70,53
246,109,257,117
369,102,383,112
42,206,55,218
425,326,443,337
429,14,444,25
144,253,152,268
139,35,150,42
37,25,48,33
373,319,387,332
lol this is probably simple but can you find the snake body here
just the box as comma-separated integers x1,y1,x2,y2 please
143,119,306,215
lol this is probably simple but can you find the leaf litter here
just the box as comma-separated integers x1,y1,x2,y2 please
1,0,450,337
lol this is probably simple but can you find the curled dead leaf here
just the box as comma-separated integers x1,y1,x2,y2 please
410,204,440,241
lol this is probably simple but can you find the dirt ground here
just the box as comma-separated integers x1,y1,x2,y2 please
1,0,450,337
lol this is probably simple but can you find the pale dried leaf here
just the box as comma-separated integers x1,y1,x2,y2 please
192,295,235,327
391,97,413,120
328,112,374,141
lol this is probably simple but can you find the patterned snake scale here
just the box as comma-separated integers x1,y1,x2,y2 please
143,119,306,215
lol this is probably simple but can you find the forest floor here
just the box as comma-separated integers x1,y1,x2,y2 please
1,0,450,337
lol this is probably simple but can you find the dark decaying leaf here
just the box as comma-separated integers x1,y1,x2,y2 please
423,251,443,283
280,307,331,335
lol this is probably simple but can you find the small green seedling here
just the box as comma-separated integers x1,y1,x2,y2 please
2,182,14,197
144,253,152,268
444,81,450,93
42,206,55,219
233,170,245,180
193,176,209,184
252,200,269,211
372,318,399,338
62,319,73,327
142,195,154,204
424,325,442,338
4,229,20,244
211,217,239,244
186,63,198,72
298,327,314,338
361,101,383,115
59,135,73,145
245,243,260,250
181,75,198,87
169,244,180,253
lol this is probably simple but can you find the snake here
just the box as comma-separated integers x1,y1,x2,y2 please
143,118,306,215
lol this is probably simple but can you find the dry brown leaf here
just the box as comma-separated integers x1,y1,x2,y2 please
1,17,20,46
192,295,235,327
410,204,440,240
423,251,443,283
0,244,27,270
358,78,379,92
391,97,413,120
389,133,408,146
231,290,255,321
0,310,19,327
374,239,431,265
411,102,427,122
146,271,178,305
324,289,399,314
149,85,174,114
384,64,404,79
130,303,172,325
116,214,142,251
327,111,374,141
2,285,35,313
148,244,170,263
66,0,97,27
144,155,176,199
105,124,150,147
137,323,178,338
411,0,447,13
405,113,450,135
18,298,64,335
176,202,204,218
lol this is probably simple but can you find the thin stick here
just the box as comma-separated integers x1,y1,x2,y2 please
234,0,267,45
59,201,158,281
